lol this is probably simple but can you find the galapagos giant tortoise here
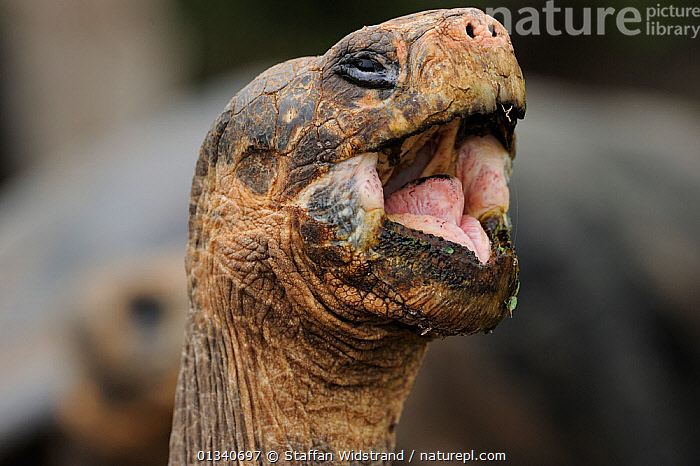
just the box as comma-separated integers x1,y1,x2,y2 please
170,9,525,464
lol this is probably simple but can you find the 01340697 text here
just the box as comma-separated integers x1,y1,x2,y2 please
197,451,261,462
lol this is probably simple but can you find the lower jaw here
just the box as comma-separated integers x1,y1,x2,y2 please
372,217,518,336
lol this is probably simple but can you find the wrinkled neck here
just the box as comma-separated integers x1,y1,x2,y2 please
169,262,429,465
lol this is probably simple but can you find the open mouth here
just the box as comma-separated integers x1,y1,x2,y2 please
363,106,518,264
293,102,522,334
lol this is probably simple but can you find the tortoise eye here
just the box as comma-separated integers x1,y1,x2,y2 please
354,57,383,72
337,55,396,89
129,294,164,332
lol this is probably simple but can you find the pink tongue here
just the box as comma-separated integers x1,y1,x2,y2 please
385,176,464,224
384,176,491,263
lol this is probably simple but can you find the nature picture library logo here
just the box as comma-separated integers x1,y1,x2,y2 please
486,1,700,38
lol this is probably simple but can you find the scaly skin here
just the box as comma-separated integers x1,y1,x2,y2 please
170,9,525,465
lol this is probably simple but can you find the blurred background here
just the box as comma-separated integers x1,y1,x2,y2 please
0,0,697,464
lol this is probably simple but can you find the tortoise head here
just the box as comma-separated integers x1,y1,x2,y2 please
190,8,525,337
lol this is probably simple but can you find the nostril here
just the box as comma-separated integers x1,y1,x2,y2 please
488,24,497,37
465,23,475,38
